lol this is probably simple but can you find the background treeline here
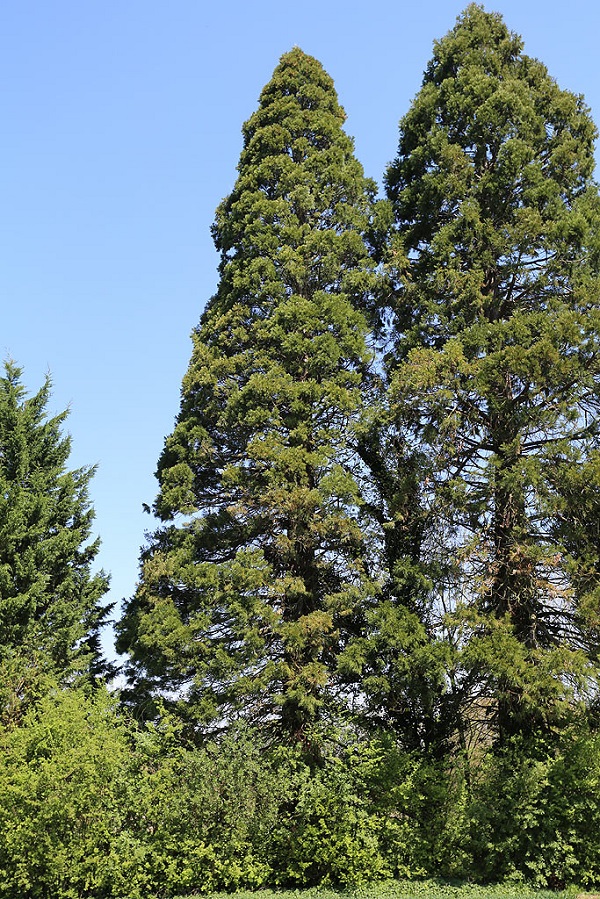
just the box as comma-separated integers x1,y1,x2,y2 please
3,4,600,896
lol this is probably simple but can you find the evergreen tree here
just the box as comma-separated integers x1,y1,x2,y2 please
117,49,378,742
338,407,460,757
0,362,111,680
384,4,600,743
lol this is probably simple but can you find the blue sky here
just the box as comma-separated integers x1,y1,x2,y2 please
2,0,599,662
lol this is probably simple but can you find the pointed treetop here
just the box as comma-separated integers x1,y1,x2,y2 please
428,4,524,81
246,47,345,133
386,2,597,271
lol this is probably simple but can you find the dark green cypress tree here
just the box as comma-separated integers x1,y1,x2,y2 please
384,4,600,744
117,49,378,743
0,362,111,680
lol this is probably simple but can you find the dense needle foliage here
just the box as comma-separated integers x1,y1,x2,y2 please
117,48,379,742
0,362,111,680
384,3,600,744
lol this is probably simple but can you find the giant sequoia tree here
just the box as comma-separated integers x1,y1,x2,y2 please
0,363,111,679
385,4,600,742
117,49,378,741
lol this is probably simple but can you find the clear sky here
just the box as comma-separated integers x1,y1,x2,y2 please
2,0,599,663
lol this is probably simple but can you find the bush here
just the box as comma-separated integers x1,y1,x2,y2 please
122,722,282,894
264,733,468,887
0,683,131,898
467,729,600,887
3,679,600,897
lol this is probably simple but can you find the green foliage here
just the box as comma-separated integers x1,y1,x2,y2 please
0,362,111,680
121,724,283,895
0,680,130,898
186,884,572,899
384,3,600,743
0,650,63,730
8,10,600,896
0,679,285,898
117,48,379,741
467,730,600,887
257,731,469,887
2,673,600,897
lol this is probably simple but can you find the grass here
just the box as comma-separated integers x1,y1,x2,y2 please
175,879,582,899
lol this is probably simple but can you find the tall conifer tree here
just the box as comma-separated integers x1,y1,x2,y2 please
117,49,378,741
0,363,111,680
337,399,458,756
384,4,600,743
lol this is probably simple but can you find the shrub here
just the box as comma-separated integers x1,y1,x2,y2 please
0,683,131,898
467,729,600,887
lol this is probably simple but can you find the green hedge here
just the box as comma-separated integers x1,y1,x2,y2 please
1,679,600,897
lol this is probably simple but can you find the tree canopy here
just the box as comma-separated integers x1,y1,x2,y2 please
0,362,111,680
384,2,600,743
117,47,379,743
